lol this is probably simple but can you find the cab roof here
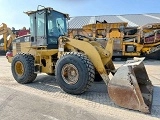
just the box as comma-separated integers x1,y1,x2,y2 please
24,6,69,19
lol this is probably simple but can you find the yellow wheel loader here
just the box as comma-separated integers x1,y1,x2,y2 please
6,6,153,113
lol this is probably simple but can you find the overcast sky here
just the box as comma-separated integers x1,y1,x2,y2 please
0,0,159,29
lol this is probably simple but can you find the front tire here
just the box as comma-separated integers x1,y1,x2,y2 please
55,52,95,95
11,53,37,84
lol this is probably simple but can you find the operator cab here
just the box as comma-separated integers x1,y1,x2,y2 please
25,6,69,49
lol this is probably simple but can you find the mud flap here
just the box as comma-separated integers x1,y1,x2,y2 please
108,57,153,113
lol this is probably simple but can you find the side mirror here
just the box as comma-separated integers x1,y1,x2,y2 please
31,36,34,42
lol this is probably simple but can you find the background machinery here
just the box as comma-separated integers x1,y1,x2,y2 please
0,23,16,54
0,23,30,55
5,6,153,113
69,22,160,60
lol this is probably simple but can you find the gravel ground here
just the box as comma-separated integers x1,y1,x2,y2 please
0,56,160,120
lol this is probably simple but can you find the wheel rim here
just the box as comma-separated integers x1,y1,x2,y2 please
61,64,79,85
15,61,24,76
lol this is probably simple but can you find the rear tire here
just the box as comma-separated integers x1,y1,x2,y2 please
11,53,37,84
55,52,95,95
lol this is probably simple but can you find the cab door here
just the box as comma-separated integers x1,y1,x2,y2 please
35,11,47,46
30,13,36,45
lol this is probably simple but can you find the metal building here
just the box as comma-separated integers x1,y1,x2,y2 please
68,13,160,29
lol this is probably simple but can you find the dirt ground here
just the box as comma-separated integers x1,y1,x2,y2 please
0,56,160,120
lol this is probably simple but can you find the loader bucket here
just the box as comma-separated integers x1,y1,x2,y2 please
108,58,153,113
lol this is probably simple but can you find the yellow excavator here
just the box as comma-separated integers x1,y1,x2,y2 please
5,6,153,113
0,23,16,53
